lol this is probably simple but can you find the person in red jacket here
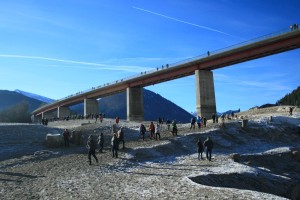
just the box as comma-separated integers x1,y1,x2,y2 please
149,122,155,139
115,117,120,124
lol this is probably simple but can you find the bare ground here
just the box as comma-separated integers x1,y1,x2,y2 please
1,106,300,200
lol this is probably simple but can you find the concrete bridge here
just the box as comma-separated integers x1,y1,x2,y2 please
32,28,300,121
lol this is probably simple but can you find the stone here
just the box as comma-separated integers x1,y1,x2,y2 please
46,134,63,147
242,119,248,128
291,151,300,162
229,153,240,162
70,130,82,145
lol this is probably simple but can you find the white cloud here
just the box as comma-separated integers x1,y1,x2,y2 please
0,54,152,73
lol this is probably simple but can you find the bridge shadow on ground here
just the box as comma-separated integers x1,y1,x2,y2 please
189,151,300,200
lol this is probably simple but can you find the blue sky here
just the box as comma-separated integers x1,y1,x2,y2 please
0,0,299,113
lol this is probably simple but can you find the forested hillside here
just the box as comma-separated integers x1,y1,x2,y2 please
277,86,300,106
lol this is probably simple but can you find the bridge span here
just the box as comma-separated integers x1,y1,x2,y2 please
32,28,300,121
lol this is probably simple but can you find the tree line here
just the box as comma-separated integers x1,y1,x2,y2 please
277,86,300,107
0,101,32,123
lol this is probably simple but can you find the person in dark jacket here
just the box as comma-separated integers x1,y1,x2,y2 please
203,117,207,127
204,136,214,161
190,117,196,130
111,133,119,158
196,138,204,160
87,135,98,165
97,132,104,153
172,119,177,136
63,129,70,147
140,123,146,141
155,123,161,141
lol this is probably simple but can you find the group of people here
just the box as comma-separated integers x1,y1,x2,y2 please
190,116,207,130
290,23,299,31
139,119,178,141
81,115,218,165
197,136,214,161
86,126,126,165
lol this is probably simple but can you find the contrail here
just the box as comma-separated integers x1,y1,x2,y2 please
0,54,150,72
133,6,240,39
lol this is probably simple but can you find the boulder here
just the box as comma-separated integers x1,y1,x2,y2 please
229,153,240,162
70,131,82,145
291,184,300,200
291,151,300,162
242,119,248,128
46,134,63,147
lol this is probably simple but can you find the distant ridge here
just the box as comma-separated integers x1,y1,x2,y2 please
70,89,194,123
0,90,45,112
15,89,54,103
1,89,193,123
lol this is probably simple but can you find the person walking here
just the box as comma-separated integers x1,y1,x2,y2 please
149,122,155,139
172,119,178,136
212,113,216,123
290,107,293,116
196,138,204,160
197,116,202,129
140,123,146,141
115,117,120,124
118,127,125,149
190,117,196,130
111,133,119,158
203,117,207,127
97,132,104,153
63,129,70,147
204,136,214,161
155,123,161,141
166,119,171,130
87,135,98,165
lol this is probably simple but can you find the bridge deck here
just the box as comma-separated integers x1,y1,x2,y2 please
32,28,300,116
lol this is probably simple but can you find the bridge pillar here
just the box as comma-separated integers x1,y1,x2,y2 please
127,87,144,121
31,114,42,123
195,70,217,119
42,112,54,120
84,99,98,117
57,106,71,119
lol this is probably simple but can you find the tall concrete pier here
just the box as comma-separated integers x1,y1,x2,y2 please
195,70,216,119
127,87,144,121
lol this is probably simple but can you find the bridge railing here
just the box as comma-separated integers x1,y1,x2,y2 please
168,28,291,68
36,27,296,112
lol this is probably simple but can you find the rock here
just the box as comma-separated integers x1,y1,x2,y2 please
70,130,82,145
291,184,300,200
291,151,300,162
242,119,248,128
46,134,63,147
229,153,240,162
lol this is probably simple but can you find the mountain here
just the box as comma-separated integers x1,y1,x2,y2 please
15,89,54,103
0,90,45,112
0,89,193,123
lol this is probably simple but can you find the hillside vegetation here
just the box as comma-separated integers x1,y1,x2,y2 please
0,101,31,123
277,86,300,106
